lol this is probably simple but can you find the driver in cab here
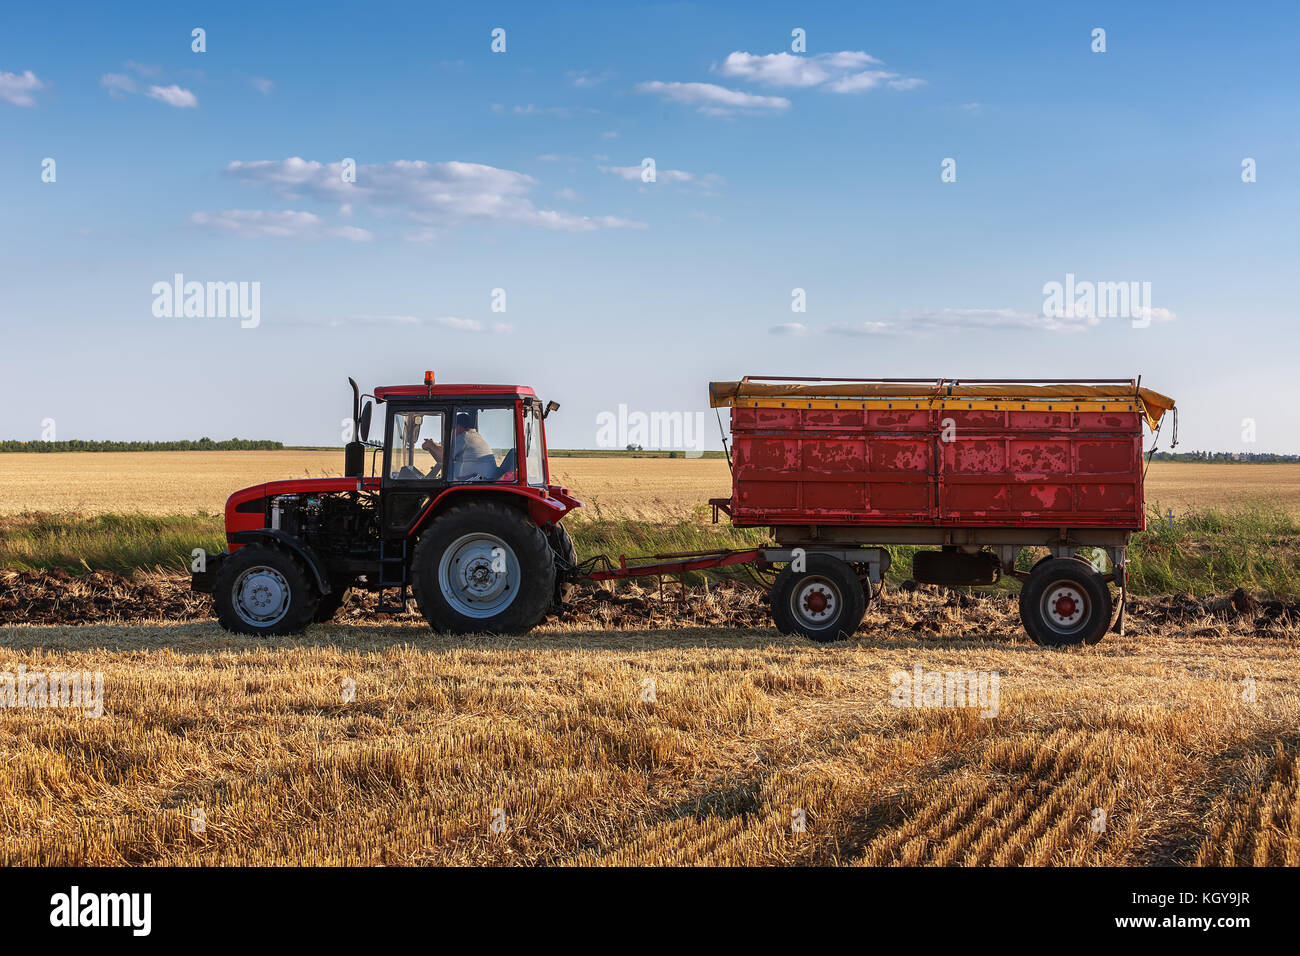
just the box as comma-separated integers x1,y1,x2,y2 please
422,413,497,480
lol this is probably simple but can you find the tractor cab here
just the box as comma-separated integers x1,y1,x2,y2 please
362,374,567,541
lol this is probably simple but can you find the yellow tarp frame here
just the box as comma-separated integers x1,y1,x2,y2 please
709,378,1175,430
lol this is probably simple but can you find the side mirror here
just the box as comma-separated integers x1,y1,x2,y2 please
544,400,560,419
359,401,373,442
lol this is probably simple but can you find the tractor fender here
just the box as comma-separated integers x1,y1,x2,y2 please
409,485,571,538
227,529,333,595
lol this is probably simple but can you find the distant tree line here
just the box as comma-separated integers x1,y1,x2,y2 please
0,438,284,452
1149,450,1300,463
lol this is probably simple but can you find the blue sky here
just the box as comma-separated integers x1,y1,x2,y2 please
1,0,1297,451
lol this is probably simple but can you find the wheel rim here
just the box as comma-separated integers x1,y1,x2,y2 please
1041,580,1089,635
232,566,292,627
790,575,840,629
437,532,520,619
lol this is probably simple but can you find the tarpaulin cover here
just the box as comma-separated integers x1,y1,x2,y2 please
709,379,1175,429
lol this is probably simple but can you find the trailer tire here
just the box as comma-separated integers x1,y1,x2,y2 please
214,544,320,636
411,501,556,634
1019,557,1112,647
770,554,867,642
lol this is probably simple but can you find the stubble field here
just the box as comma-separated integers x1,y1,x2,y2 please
3,584,1298,866
1,453,1299,866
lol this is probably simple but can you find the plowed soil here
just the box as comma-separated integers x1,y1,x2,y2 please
3,568,1297,637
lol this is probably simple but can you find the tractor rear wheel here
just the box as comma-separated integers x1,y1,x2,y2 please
770,554,867,642
313,585,352,622
1019,557,1113,646
410,501,556,634
214,544,320,636
546,523,577,607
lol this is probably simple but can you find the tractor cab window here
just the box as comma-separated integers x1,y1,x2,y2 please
448,406,516,482
390,410,444,480
524,404,546,487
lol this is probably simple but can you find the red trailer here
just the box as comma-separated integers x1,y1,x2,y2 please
692,376,1176,645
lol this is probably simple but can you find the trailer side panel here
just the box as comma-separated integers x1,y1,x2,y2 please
728,402,1145,530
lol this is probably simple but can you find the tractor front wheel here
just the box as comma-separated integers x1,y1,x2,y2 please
410,502,556,634
213,544,320,636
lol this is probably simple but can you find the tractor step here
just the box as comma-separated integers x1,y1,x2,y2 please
377,538,409,587
375,584,409,614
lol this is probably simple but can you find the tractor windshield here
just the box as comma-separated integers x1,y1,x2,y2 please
390,411,444,480
448,406,516,482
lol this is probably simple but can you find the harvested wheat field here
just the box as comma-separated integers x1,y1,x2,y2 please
2,577,1298,866
0,450,341,516
2,453,1299,520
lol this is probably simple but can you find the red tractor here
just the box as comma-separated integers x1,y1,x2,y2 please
193,374,582,635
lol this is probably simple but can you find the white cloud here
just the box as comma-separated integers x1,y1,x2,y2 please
146,84,199,108
1134,305,1177,324
347,315,422,326
220,157,646,233
431,316,514,334
104,71,200,108
826,71,907,93
189,209,373,241
329,224,374,242
715,50,923,96
289,313,514,332
101,73,137,97
432,316,486,331
567,70,607,88
555,187,581,201
492,103,599,117
828,320,897,336
0,70,43,107
600,164,698,184
953,310,1052,332
769,323,807,335
251,77,274,95
635,80,789,115
289,314,424,328
531,210,646,230
828,308,1118,336
717,51,878,87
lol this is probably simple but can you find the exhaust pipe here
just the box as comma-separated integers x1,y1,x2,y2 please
345,377,364,478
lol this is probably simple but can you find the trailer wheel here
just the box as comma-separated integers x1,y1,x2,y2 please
411,501,556,634
770,555,867,642
1019,557,1112,646
213,544,320,636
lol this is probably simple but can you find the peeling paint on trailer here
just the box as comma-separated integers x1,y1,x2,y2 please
727,405,1145,529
